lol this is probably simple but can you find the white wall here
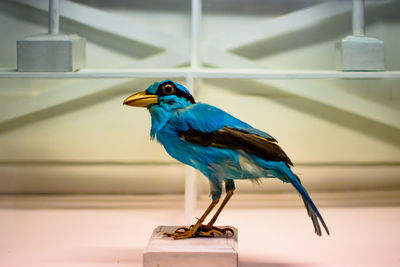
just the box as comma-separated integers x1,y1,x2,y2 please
0,0,399,196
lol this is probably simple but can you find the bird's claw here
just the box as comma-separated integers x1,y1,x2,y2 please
197,225,235,237
174,225,193,233
163,225,196,239
163,225,234,239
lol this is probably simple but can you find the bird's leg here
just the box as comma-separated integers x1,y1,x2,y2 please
195,180,236,237
164,198,219,239
207,189,234,227
193,190,235,237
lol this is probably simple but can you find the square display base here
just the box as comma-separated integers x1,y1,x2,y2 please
143,225,238,267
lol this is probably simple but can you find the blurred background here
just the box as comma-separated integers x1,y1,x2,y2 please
0,0,399,266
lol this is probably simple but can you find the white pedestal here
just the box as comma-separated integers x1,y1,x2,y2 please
143,225,238,267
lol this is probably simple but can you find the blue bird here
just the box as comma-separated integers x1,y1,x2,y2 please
124,80,329,239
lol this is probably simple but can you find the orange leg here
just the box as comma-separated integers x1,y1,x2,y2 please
207,189,234,227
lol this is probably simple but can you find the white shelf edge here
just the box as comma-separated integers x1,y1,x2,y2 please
1,68,400,79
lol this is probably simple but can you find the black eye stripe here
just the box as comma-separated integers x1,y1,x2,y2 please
157,82,175,95
156,82,196,104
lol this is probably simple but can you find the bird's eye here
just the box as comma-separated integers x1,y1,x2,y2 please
163,85,175,95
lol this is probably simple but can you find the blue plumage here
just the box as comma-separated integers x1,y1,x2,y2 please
124,80,329,237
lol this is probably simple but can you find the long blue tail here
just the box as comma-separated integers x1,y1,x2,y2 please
289,173,329,236
253,158,329,236
286,169,330,236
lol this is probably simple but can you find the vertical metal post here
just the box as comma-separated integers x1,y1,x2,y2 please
184,0,202,224
352,0,365,36
191,0,202,68
49,0,60,34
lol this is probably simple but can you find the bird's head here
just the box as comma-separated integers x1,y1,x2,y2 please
123,80,196,109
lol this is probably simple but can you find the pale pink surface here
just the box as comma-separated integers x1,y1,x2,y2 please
0,205,399,267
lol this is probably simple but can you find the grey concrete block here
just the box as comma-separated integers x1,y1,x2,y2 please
336,35,384,71
17,34,86,72
143,226,238,267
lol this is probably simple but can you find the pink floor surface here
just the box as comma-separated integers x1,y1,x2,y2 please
1,200,399,267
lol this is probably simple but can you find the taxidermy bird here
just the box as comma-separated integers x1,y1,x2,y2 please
124,80,329,239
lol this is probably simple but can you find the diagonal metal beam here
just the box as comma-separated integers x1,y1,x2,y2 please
2,0,191,124
203,46,400,130
7,0,399,130
207,0,391,51
0,51,189,124
202,0,400,130
13,0,190,53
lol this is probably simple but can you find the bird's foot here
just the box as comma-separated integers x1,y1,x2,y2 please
196,225,235,237
164,225,234,239
163,225,197,239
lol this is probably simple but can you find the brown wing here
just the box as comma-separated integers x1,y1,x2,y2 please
179,127,293,167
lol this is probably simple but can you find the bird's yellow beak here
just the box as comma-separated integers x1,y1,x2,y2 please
123,91,158,107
